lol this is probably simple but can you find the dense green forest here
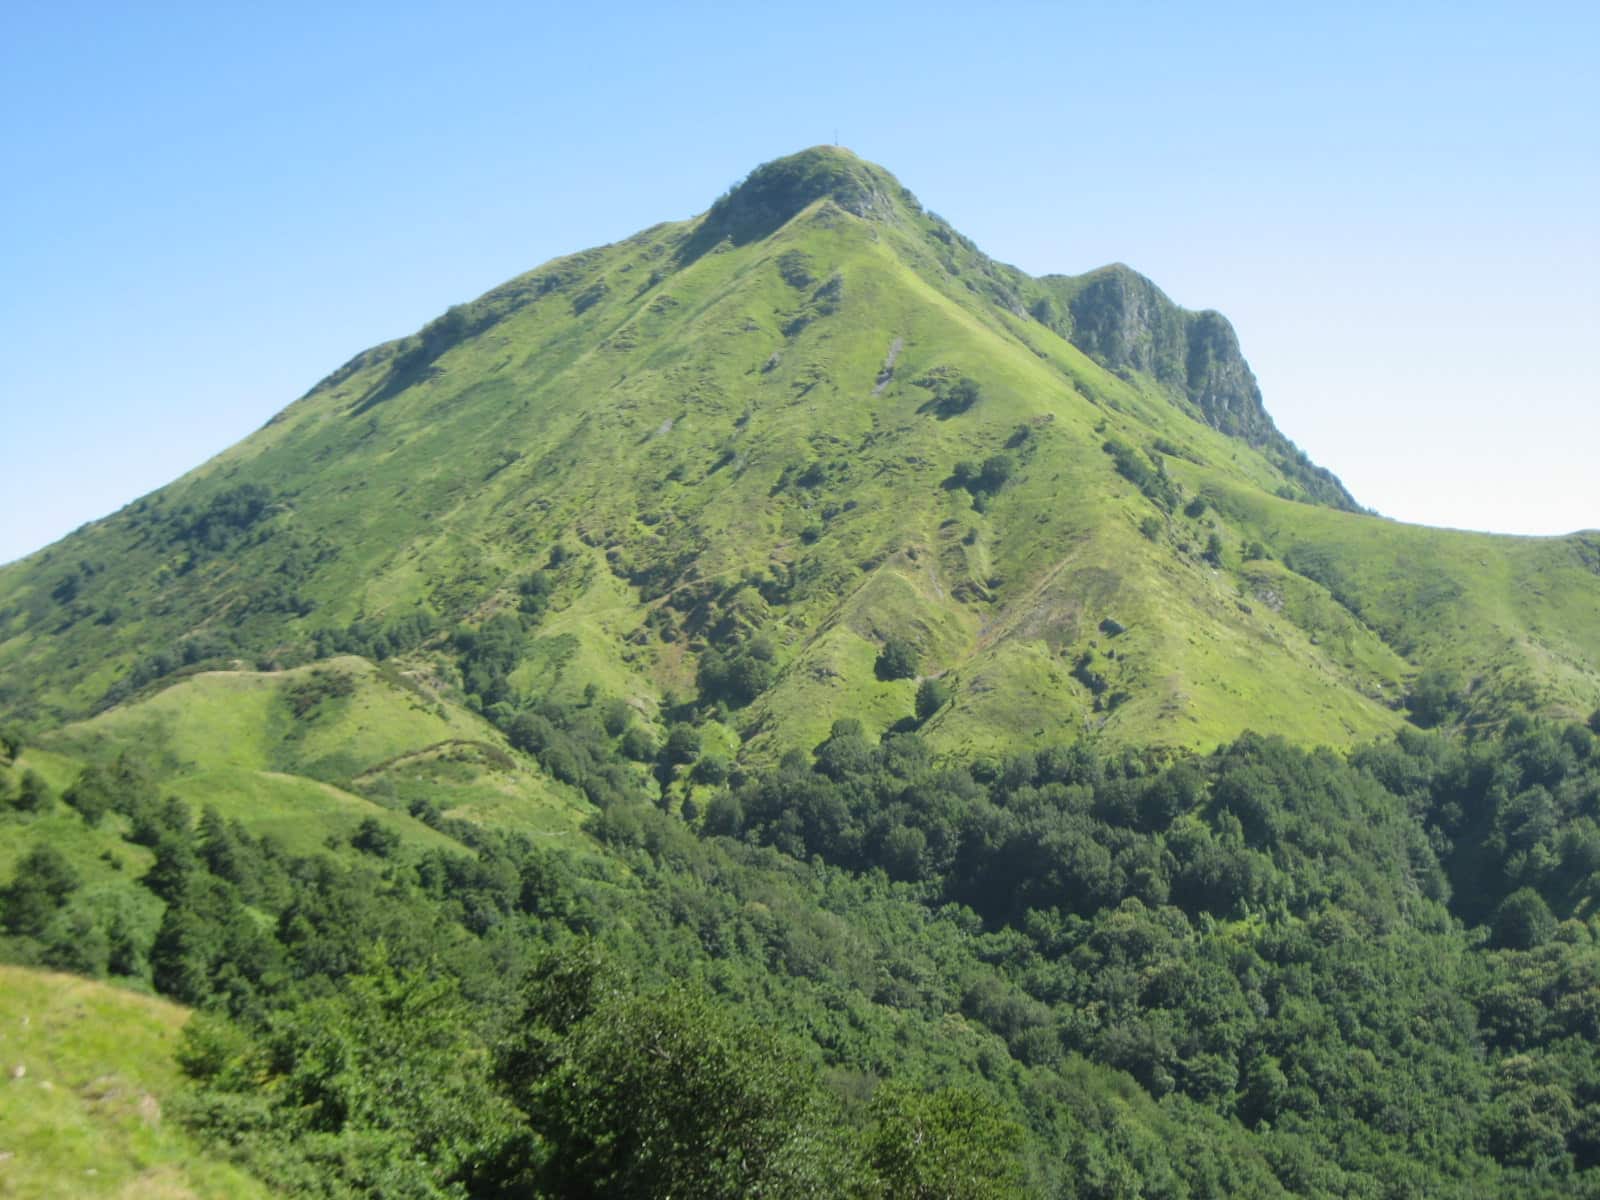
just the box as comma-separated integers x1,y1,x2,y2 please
7,702,1600,1197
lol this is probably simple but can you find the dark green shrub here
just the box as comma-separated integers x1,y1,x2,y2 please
930,376,981,417
694,755,731,785
877,637,919,682
664,724,700,765
14,770,50,813
351,817,401,858
1407,668,1464,728
1491,887,1556,950
915,678,950,722
620,726,656,762
63,766,115,826
2,843,80,936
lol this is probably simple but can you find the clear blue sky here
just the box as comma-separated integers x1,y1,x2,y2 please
3,1,1595,564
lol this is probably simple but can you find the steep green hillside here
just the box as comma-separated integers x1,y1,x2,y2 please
0,965,273,1198
1204,478,1600,723
0,145,1596,766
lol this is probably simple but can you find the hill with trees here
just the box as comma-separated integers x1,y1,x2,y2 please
3,147,1600,1197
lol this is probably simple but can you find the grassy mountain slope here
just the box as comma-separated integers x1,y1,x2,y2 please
0,965,273,1198
1205,478,1600,722
0,146,1596,770
35,658,593,848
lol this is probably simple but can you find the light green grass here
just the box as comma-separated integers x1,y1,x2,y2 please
43,658,470,780
1201,475,1600,724
352,743,596,846
163,768,460,857
33,659,591,850
0,966,273,1199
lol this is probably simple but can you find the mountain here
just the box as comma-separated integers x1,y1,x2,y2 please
7,147,1600,1198
3,143,1600,761
3,145,1596,767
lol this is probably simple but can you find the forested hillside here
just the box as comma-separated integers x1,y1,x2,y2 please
7,705,1600,1195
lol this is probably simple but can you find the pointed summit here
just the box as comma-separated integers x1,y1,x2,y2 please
683,146,911,257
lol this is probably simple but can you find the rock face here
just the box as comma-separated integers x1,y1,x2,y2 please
1058,265,1190,391
1184,309,1272,443
1045,264,1357,509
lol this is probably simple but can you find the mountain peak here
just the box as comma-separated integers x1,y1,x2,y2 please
687,146,909,253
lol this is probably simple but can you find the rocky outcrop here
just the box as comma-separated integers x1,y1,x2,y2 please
1184,309,1273,443
1043,265,1358,510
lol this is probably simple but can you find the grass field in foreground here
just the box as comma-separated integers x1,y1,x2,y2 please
0,965,272,1199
